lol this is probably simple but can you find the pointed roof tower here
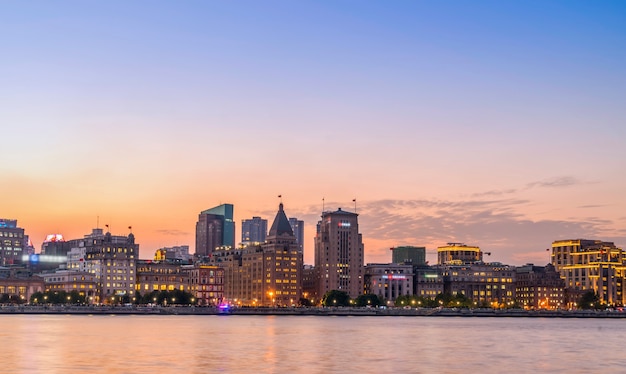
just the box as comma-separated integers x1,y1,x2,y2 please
268,203,294,237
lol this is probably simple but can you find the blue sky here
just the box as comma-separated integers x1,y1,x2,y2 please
1,1,625,265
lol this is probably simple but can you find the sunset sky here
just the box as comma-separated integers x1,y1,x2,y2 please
1,1,625,266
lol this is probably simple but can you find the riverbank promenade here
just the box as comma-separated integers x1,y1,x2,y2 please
1,305,625,318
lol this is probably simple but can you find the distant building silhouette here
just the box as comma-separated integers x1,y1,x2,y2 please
288,217,304,252
241,216,267,245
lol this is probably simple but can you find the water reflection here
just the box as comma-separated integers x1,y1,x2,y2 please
0,315,622,373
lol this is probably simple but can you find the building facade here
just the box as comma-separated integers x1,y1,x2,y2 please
440,263,516,307
67,228,138,304
551,239,625,306
515,263,565,310
414,266,445,298
136,260,190,296
364,263,413,302
314,208,364,298
184,264,224,306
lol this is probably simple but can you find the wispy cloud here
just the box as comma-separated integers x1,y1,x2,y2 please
525,176,581,189
155,229,189,237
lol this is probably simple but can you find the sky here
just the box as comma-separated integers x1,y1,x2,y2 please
1,1,625,266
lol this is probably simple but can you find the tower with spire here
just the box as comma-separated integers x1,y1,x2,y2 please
262,203,303,306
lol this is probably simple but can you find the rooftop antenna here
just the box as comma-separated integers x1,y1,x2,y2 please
322,197,325,215
353,198,357,213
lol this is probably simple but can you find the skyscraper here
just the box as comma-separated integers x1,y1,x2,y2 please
314,208,364,298
288,217,304,252
241,216,267,245
195,203,235,258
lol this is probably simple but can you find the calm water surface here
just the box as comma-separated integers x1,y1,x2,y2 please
0,314,622,373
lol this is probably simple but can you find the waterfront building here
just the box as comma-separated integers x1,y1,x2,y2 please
196,204,235,258
314,208,364,298
0,267,44,303
241,216,267,245
364,263,413,303
211,203,302,306
414,266,445,298
0,219,26,266
66,228,138,304
551,239,626,306
136,260,190,298
391,246,426,265
183,264,224,306
288,217,304,252
38,270,98,302
437,243,483,265
515,263,565,310
440,263,516,307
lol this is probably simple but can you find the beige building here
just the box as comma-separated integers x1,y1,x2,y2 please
441,263,516,306
551,239,625,306
39,270,98,302
315,208,364,298
136,260,190,295
212,203,302,306
364,263,413,302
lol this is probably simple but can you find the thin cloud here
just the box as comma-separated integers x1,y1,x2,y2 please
526,176,581,189
155,229,189,237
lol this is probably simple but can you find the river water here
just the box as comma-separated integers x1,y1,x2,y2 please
0,314,622,373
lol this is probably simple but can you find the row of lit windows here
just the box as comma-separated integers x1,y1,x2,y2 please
0,232,23,238
0,286,27,293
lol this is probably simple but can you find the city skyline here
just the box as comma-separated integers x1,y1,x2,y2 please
2,1,625,266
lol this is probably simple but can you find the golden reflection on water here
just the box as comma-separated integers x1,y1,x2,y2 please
0,314,623,373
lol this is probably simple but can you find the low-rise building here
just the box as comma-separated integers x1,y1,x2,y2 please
183,264,224,306
364,263,413,302
441,263,516,307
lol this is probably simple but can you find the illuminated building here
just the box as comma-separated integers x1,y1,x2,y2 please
440,263,516,306
0,219,26,266
551,239,625,306
414,266,444,298
241,216,267,245
212,203,302,306
196,204,235,258
0,267,44,303
515,263,565,310
314,208,364,298
288,217,304,252
364,263,413,302
136,260,190,295
66,228,138,304
437,243,483,265
183,264,224,306
302,265,317,304
391,246,426,265
38,270,98,301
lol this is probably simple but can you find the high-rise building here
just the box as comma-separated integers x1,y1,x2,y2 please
241,216,267,245
0,219,25,266
314,208,364,298
551,239,625,306
391,246,426,265
437,243,483,265
195,204,235,258
288,217,304,252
